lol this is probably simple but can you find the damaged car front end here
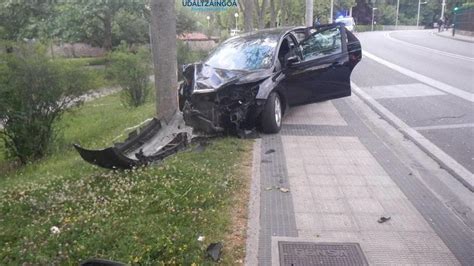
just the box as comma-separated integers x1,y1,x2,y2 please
180,63,271,135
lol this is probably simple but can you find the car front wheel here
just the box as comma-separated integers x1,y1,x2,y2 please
260,92,282,133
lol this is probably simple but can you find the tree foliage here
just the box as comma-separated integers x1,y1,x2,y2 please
0,44,94,163
109,46,152,108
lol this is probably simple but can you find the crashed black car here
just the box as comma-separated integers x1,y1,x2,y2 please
179,23,362,134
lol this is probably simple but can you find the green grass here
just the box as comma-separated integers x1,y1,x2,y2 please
59,57,115,89
64,57,109,67
0,92,252,264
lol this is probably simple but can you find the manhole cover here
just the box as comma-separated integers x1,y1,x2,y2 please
278,241,368,266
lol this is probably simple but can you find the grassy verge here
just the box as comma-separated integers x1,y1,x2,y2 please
60,57,115,89
0,92,252,264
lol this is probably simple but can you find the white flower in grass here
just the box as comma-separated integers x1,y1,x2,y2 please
50,226,60,234
197,236,205,242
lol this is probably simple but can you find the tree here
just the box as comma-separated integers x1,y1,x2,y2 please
54,1,146,50
109,47,152,107
0,45,94,163
239,0,255,32
255,0,269,29
0,0,52,41
150,0,178,123
176,7,198,35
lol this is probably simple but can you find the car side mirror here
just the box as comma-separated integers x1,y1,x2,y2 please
286,56,300,66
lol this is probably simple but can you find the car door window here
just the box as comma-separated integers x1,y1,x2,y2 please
299,27,342,61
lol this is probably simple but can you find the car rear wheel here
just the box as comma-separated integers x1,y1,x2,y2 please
260,92,282,133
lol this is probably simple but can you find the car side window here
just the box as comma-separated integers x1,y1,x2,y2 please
299,27,342,61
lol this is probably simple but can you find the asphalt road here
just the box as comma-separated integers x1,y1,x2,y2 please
351,29,474,174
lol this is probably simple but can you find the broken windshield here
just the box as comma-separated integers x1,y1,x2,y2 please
205,34,279,71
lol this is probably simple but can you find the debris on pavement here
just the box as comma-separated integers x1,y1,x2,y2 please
206,242,223,262
264,186,290,193
377,216,391,223
265,149,276,154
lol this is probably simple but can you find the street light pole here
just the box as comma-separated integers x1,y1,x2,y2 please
417,0,421,27
371,8,377,31
417,1,427,28
234,13,239,31
441,0,446,19
395,0,400,28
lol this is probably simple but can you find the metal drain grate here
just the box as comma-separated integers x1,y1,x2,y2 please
278,241,368,266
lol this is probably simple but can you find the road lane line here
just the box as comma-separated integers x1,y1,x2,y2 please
352,82,474,192
413,123,474,131
363,50,474,103
385,32,474,62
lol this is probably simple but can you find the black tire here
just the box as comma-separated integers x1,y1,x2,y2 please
260,92,282,133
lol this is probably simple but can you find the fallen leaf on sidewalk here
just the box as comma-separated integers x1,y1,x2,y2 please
265,149,275,154
279,187,289,193
377,216,391,223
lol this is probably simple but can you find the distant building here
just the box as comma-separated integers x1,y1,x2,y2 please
177,32,219,51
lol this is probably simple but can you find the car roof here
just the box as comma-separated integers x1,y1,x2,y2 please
227,26,307,41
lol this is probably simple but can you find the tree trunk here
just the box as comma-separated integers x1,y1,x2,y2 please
103,10,113,51
243,0,254,32
150,0,178,123
270,0,276,27
256,0,269,29
279,0,287,26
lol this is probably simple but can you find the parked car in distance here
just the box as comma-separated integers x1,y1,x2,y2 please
179,23,362,135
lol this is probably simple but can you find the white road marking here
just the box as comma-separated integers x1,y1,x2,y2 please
363,83,445,99
363,50,474,103
385,32,474,62
413,123,474,131
352,82,474,192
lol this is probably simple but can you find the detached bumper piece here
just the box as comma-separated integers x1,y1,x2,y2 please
73,118,188,170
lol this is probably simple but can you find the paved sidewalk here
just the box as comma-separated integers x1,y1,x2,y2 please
435,29,474,43
246,96,474,265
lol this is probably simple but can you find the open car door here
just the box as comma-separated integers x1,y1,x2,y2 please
283,23,361,105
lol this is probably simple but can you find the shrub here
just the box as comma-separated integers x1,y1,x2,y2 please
0,44,94,164
109,47,151,107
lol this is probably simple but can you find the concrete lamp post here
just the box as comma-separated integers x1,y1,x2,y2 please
417,1,428,27
234,13,239,30
371,8,378,31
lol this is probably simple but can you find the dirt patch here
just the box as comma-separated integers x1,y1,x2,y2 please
221,141,254,264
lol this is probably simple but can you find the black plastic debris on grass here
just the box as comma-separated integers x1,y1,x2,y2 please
80,258,126,266
206,242,223,262
74,118,188,170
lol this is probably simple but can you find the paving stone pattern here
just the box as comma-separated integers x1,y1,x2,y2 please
257,100,474,265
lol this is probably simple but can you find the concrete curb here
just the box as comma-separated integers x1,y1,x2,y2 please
434,31,474,43
244,139,261,266
352,83,474,192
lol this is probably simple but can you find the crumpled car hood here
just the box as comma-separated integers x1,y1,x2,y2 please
193,63,272,91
